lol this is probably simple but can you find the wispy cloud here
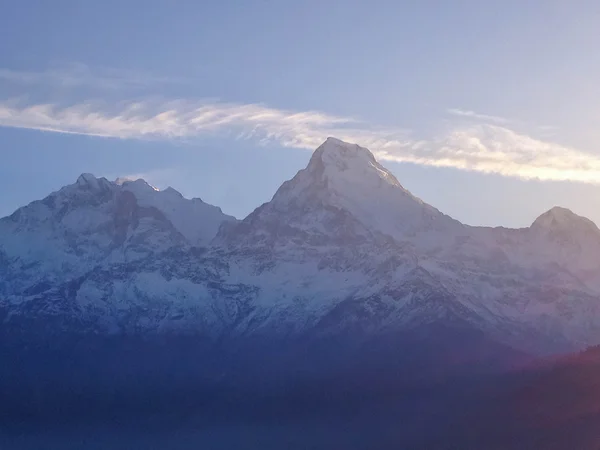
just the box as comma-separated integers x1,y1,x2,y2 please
110,168,181,189
0,99,375,145
446,108,510,124
398,124,600,183
1,98,600,184
0,63,185,90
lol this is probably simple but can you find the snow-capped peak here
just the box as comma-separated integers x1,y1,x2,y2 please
163,186,183,198
307,137,405,191
76,173,112,191
117,178,160,198
531,206,599,234
77,172,97,185
115,177,160,192
252,137,461,244
119,179,236,246
317,137,378,166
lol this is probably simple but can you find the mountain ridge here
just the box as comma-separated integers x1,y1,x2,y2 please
1,137,600,360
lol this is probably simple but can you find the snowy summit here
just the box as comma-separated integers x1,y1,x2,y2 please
1,138,600,356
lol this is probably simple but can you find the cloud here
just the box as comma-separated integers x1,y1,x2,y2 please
1,98,600,184
0,63,185,90
446,108,510,124
386,124,600,184
0,99,371,144
111,168,180,189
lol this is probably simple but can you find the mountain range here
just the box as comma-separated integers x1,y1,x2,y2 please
2,137,599,358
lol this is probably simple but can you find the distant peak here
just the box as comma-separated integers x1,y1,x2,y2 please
75,173,112,191
114,177,131,186
547,206,576,217
315,137,377,164
535,207,579,223
163,186,183,197
324,136,355,146
77,173,98,185
305,137,403,190
116,177,159,192
532,206,598,232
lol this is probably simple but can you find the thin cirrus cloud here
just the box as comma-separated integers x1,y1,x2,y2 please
1,98,600,184
446,108,511,124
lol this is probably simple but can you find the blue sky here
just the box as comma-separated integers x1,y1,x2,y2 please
2,1,600,227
